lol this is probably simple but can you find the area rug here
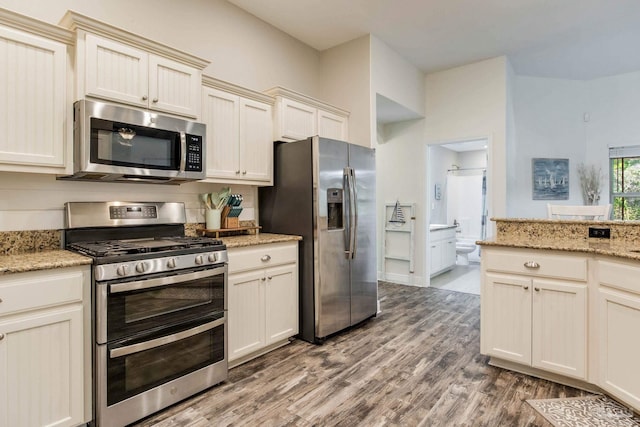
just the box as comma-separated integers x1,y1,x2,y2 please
527,395,640,427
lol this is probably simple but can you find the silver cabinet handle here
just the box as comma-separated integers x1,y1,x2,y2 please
152,98,158,103
261,255,271,262
142,95,148,101
0,333,4,341
267,276,272,280
0,298,3,303
523,286,529,290
261,277,266,281
235,170,240,175
534,287,540,292
242,170,247,175
524,261,540,269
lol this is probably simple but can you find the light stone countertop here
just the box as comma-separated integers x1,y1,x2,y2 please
479,217,640,261
0,233,301,276
220,233,302,248
0,250,93,275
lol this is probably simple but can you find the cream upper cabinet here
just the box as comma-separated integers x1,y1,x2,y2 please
61,11,209,119
596,258,640,410
202,77,273,185
481,247,588,380
0,266,91,427
0,10,73,174
265,87,349,142
227,242,299,366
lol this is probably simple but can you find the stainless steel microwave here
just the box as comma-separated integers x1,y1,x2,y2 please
60,100,206,184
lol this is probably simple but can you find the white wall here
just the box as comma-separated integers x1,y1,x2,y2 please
508,76,588,217
0,0,321,95
320,35,371,147
428,146,457,225
425,57,509,228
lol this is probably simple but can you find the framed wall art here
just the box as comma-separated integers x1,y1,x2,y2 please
532,158,569,200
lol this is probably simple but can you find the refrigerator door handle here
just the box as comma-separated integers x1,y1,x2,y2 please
343,168,352,258
345,167,357,259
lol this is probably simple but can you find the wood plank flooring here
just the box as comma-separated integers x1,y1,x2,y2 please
132,282,590,427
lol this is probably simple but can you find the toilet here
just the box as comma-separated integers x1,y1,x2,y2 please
456,239,477,265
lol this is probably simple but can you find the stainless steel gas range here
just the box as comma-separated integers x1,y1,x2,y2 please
64,202,228,427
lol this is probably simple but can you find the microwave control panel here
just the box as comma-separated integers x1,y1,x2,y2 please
185,135,203,172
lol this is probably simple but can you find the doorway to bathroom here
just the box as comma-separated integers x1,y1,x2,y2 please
426,138,488,294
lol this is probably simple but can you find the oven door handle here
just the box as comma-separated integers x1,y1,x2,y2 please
109,317,225,358
108,266,227,294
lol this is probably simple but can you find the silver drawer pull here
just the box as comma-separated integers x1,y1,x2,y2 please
524,261,540,269
261,255,271,262
534,287,540,292
0,298,3,303
523,286,529,290
0,333,5,341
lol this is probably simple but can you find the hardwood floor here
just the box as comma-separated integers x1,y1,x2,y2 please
132,282,590,427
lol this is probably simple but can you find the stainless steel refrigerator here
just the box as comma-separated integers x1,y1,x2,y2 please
259,136,377,343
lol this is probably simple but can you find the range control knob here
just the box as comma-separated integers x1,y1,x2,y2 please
208,252,218,263
116,265,130,277
135,262,147,273
195,255,204,265
167,258,177,269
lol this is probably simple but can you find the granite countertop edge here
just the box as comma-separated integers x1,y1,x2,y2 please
477,239,640,261
0,233,302,276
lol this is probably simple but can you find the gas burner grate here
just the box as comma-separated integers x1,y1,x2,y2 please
68,237,224,258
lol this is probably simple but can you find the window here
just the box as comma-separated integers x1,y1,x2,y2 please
610,145,640,220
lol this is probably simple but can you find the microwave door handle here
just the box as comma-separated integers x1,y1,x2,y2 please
179,131,187,172
108,266,227,294
109,317,225,358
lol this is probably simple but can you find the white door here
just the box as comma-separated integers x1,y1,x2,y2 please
279,98,316,141
598,287,640,409
531,278,587,379
482,272,532,364
85,34,148,108
318,109,348,141
240,98,272,183
0,306,84,427
202,87,240,180
149,55,200,118
265,264,298,344
228,270,265,361
0,26,67,169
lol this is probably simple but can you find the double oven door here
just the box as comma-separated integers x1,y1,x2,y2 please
94,264,227,427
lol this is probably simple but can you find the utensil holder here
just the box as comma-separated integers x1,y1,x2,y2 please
205,209,221,230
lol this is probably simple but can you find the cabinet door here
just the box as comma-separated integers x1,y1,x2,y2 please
531,278,586,379
85,34,148,108
228,270,265,361
0,25,67,169
278,98,317,141
0,306,84,427
429,240,442,276
202,87,240,180
149,55,200,118
481,272,532,364
318,109,348,141
443,238,457,270
240,98,273,183
598,287,640,409
265,264,298,345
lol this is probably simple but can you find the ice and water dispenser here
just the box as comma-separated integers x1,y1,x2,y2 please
327,188,343,230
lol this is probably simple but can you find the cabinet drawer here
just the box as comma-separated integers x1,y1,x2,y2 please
483,248,588,282
228,242,298,274
598,259,640,294
0,268,85,317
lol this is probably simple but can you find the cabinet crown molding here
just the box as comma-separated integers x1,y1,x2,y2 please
59,10,210,69
203,75,274,104
265,86,350,117
0,7,73,44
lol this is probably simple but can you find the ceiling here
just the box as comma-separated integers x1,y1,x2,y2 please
227,0,640,80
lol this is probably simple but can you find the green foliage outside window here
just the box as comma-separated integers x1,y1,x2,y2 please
611,157,640,220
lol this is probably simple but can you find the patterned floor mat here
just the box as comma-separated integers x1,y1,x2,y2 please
527,395,640,427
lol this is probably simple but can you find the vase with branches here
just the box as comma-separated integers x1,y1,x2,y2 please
577,163,602,205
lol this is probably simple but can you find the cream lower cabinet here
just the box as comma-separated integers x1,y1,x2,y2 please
597,258,640,410
0,11,73,174
202,78,273,185
429,228,456,277
481,247,588,380
228,242,299,365
0,266,91,427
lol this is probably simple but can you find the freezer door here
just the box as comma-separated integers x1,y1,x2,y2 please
315,137,351,338
348,143,378,325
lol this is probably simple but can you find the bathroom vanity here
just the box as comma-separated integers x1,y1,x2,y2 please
479,218,640,413
429,225,456,277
